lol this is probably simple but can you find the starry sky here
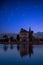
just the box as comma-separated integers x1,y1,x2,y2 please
0,0,43,33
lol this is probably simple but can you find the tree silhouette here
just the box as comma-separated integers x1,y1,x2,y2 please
10,36,16,42
3,35,9,42
3,35,8,38
10,36,14,42
16,34,20,41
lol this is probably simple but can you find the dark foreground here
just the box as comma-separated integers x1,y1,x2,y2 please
0,41,43,45
0,44,43,65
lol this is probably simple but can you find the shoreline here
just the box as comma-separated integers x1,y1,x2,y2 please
0,41,43,45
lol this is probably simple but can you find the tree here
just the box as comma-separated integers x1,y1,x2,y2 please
16,34,20,41
10,36,14,42
3,35,9,42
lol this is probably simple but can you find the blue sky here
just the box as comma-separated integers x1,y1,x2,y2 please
0,0,43,33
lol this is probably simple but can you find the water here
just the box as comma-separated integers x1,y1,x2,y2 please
0,44,43,65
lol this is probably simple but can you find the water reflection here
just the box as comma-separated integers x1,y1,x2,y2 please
10,44,14,49
3,44,14,51
17,44,33,57
3,44,8,51
0,44,43,65
29,45,33,57
2,44,33,57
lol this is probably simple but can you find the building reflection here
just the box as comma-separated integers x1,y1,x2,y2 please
3,43,33,57
17,44,33,57
29,44,33,57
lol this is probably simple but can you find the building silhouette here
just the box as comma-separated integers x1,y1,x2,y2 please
19,27,33,42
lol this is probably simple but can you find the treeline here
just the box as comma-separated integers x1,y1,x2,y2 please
0,34,20,43
0,34,43,44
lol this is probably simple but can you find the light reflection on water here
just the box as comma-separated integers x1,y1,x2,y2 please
0,44,43,65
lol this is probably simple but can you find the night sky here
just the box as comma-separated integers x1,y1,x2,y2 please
0,0,43,33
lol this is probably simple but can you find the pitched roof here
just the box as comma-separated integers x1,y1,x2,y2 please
20,28,29,33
